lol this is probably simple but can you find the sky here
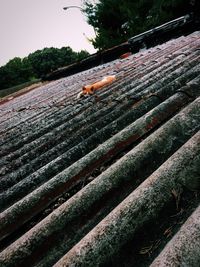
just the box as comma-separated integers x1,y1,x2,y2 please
0,0,97,67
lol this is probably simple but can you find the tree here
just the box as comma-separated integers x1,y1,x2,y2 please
0,57,34,89
83,0,192,50
76,50,90,61
84,0,132,49
0,47,90,90
28,47,61,78
27,47,85,78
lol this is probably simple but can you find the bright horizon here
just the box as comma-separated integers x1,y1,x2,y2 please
0,0,97,67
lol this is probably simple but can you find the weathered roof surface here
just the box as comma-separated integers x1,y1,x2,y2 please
0,31,200,267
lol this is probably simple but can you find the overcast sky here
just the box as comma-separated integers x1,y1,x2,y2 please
0,0,97,67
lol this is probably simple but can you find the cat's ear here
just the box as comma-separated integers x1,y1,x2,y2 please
91,86,94,92
82,86,87,92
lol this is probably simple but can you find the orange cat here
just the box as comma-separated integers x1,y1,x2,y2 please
77,75,116,98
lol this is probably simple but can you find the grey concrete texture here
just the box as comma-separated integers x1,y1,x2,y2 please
0,100,199,266
150,205,200,267
0,31,200,267
1,48,200,207
0,95,199,241
0,33,199,156
53,131,200,267
0,89,196,211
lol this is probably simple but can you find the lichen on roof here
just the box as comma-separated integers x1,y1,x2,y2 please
0,31,200,267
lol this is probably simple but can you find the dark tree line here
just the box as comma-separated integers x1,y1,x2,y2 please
0,47,89,90
83,0,198,50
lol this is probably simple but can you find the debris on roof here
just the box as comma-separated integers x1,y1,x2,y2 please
119,52,132,59
0,30,200,267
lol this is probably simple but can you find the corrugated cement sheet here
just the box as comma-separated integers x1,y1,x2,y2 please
0,31,200,267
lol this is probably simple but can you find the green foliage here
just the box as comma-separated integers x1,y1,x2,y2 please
83,0,191,50
84,0,130,49
76,50,91,61
28,47,79,78
0,57,34,90
0,47,90,90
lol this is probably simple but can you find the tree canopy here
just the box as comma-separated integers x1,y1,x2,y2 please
0,47,89,90
83,0,192,50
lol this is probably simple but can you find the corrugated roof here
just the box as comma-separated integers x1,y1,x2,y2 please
0,31,200,267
